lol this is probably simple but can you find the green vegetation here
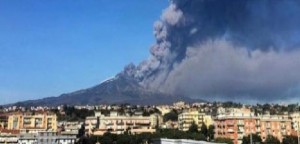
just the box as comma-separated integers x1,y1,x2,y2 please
214,137,234,144
76,123,219,144
163,110,178,122
207,125,215,140
242,134,262,144
265,135,280,144
282,135,298,144
200,123,208,138
77,129,207,144
51,105,94,121
142,108,161,116
188,121,199,133
222,101,243,108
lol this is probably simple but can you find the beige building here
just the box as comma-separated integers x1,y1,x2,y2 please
178,110,213,131
7,112,57,133
289,112,300,133
156,106,172,116
85,116,98,135
85,111,162,135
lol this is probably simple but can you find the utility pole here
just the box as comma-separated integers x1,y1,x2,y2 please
250,132,253,144
250,114,253,144
298,121,300,144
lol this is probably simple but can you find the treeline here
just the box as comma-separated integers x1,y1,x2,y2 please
242,134,299,144
77,129,228,144
77,132,300,144
76,123,232,144
51,105,94,121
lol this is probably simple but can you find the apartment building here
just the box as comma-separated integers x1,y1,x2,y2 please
7,112,57,133
260,115,292,142
178,110,213,131
214,115,259,144
214,109,293,144
85,111,162,135
289,112,300,135
58,121,82,136
85,116,98,135
156,106,172,116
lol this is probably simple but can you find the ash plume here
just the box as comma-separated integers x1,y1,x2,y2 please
123,0,300,102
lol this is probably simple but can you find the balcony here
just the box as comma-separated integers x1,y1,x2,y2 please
237,123,244,126
126,122,134,125
238,129,244,133
116,122,124,125
227,129,234,133
136,122,151,125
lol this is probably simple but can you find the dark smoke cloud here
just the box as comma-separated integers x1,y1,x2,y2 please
125,0,300,102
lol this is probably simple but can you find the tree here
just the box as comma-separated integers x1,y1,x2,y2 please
200,123,208,138
188,133,206,141
264,135,280,144
100,136,113,144
214,137,233,144
116,134,131,144
76,136,92,144
100,132,117,144
242,134,262,144
76,124,91,144
163,110,178,122
282,135,298,144
142,110,150,116
77,124,85,138
188,121,199,133
207,125,215,140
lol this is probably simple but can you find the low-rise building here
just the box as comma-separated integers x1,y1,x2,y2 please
58,121,82,136
7,112,57,133
0,133,18,144
18,131,76,144
156,106,172,116
85,111,162,135
178,110,213,131
0,131,76,144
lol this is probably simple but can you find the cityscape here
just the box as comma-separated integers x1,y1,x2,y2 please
1,102,300,144
1,0,300,144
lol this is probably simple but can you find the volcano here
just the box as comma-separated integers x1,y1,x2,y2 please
11,70,196,106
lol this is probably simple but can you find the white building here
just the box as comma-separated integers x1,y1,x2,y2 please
0,131,77,144
153,138,224,144
0,134,18,143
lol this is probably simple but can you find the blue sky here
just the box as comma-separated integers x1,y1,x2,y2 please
0,0,168,104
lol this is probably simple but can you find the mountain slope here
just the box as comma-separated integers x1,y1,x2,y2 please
12,73,194,106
